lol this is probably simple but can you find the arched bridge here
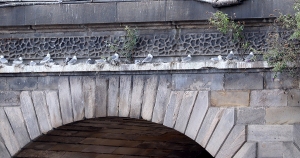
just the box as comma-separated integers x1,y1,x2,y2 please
0,62,299,158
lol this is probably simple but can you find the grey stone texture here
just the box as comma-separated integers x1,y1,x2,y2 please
70,76,84,121
83,76,96,119
265,72,298,89
0,91,20,106
266,107,300,124
233,142,256,158
95,76,108,117
185,91,209,139
0,136,10,158
37,76,59,90
130,75,144,119
174,91,198,133
58,77,73,125
206,108,235,156
152,75,172,124
45,91,63,128
294,124,300,149
172,74,223,91
258,142,283,158
196,107,225,147
288,89,300,106
283,142,300,158
4,107,30,148
250,89,288,107
236,107,265,125
119,76,132,117
248,125,293,142
216,125,246,158
32,91,52,134
0,77,8,90
211,90,250,107
8,77,37,90
20,91,41,139
163,91,184,128
224,73,263,90
107,76,120,116
141,75,158,121
0,108,20,156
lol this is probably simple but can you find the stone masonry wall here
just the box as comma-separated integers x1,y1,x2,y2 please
0,69,300,157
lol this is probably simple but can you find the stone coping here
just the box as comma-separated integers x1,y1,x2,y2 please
0,61,270,73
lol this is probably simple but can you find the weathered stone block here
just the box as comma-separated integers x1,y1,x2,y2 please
206,108,235,156
117,1,166,23
196,107,225,147
37,76,59,90
163,91,184,128
258,142,283,157
250,89,287,107
266,107,300,124
8,77,37,90
236,107,265,124
58,77,73,124
0,77,8,90
216,125,246,158
294,124,300,148
119,76,132,117
172,74,224,91
233,142,256,158
20,91,41,140
174,91,198,133
185,91,209,139
107,76,119,116
4,107,30,148
32,91,52,134
95,76,108,117
265,72,298,89
0,136,10,158
248,125,293,142
152,75,172,124
130,75,144,119
0,108,20,156
45,91,63,128
0,91,20,106
83,76,96,119
141,75,158,121
225,73,263,90
283,142,300,158
288,89,300,106
211,90,249,107
70,76,84,121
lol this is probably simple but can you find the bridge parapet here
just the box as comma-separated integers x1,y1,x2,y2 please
0,62,299,157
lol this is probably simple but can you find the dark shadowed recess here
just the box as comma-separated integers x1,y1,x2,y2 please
14,117,213,158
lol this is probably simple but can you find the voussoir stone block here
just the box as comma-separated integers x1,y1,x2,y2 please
283,142,300,158
83,76,96,119
58,77,73,125
8,77,37,90
288,89,300,106
130,75,145,119
248,125,293,142
294,124,300,148
174,91,198,133
266,107,300,124
152,75,172,124
45,91,63,128
119,76,132,117
141,75,158,121
70,76,84,121
172,74,224,91
236,107,265,124
95,76,108,117
211,90,249,107
225,73,263,90
107,76,120,116
258,142,283,158
233,142,256,158
216,125,246,158
0,91,20,106
163,91,184,128
185,91,209,140
0,136,10,158
250,89,287,107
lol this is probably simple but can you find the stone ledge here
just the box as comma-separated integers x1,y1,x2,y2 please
0,61,270,73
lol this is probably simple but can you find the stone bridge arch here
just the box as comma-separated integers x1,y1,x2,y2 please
0,65,299,158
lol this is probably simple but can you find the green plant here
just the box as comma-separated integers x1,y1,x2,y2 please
263,0,300,78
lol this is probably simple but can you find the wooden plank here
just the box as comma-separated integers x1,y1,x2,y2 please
130,75,145,119
4,107,30,148
119,75,132,117
20,91,41,140
95,76,108,117
45,91,63,128
58,77,73,124
70,76,84,121
0,108,20,155
83,76,96,119
32,91,52,134
107,76,119,116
